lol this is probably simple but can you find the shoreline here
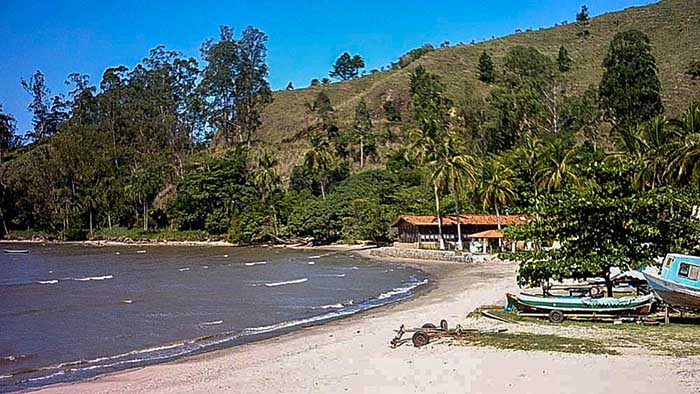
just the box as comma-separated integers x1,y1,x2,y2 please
25,250,695,393
1,238,378,251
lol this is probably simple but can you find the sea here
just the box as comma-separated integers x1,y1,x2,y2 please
0,244,427,392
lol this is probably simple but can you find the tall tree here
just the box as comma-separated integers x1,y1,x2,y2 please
477,51,496,83
252,150,282,235
303,132,335,200
200,26,272,147
576,5,590,23
352,99,374,168
477,156,517,234
408,66,453,249
0,104,19,163
329,52,365,81
21,70,52,141
557,46,572,73
599,30,663,129
430,135,477,250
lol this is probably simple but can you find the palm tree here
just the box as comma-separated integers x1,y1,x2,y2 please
429,135,477,250
253,150,282,235
477,156,517,248
304,132,334,199
670,102,700,189
409,127,447,249
535,139,580,193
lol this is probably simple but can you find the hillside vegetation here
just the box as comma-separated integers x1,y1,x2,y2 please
259,0,700,173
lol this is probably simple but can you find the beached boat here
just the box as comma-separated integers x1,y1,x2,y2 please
506,292,655,316
3,249,29,254
643,254,700,311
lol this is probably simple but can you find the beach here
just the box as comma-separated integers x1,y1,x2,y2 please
28,251,698,394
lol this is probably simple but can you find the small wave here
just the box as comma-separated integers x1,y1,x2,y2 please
200,320,223,326
136,250,147,254
377,279,429,300
245,261,267,266
352,266,359,270
223,254,229,258
307,261,315,265
71,275,113,282
264,278,308,287
37,280,58,285
121,300,133,304
178,268,190,272
312,303,344,309
308,252,334,259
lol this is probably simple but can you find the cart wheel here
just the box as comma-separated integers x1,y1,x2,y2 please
548,310,565,324
422,323,437,329
590,286,602,297
412,332,430,347
440,319,448,331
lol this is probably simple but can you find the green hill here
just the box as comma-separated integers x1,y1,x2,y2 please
257,0,700,173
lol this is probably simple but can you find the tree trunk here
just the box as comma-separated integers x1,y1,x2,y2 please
272,208,279,236
143,200,148,232
360,136,364,168
454,188,463,251
434,183,446,250
89,207,93,238
320,182,326,200
107,212,112,230
495,202,502,250
604,269,614,297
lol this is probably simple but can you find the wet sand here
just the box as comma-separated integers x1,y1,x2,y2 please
31,253,693,394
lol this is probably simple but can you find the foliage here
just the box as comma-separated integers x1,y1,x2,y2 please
557,46,572,73
477,51,496,83
576,5,590,23
508,161,700,294
329,52,365,80
199,26,272,147
687,60,700,79
599,30,663,129
396,44,435,69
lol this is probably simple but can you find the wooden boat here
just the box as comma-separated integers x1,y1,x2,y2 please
643,254,700,311
506,292,655,315
3,249,29,254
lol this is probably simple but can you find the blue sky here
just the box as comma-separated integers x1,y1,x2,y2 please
0,0,656,134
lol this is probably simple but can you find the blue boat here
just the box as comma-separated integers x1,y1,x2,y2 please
643,254,700,310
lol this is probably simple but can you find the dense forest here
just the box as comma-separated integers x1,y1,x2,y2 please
1,4,700,289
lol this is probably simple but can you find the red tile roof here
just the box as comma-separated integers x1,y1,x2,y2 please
393,214,527,227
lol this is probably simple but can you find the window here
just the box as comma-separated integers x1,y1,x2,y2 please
665,256,675,269
690,265,700,281
677,263,700,280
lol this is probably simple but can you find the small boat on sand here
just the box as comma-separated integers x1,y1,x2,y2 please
643,254,700,311
3,249,29,254
506,292,655,316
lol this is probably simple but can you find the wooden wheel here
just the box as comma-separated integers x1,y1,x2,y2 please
412,332,430,347
440,319,448,331
548,310,565,324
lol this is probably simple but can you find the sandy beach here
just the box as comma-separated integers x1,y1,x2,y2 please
29,253,696,394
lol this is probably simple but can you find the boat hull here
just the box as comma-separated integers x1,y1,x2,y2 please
643,271,700,310
3,249,29,254
506,293,653,315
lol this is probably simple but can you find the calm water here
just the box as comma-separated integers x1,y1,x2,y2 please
0,244,426,392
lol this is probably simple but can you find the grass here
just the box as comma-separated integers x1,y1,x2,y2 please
256,0,700,176
480,307,700,357
451,332,619,355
